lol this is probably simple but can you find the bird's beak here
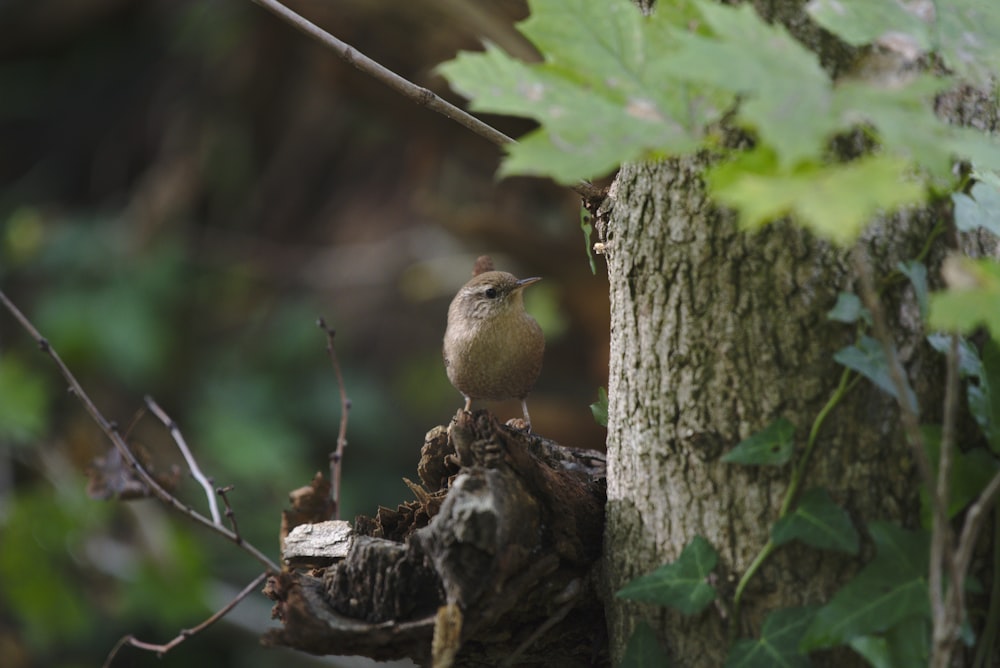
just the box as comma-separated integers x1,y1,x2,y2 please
516,277,542,290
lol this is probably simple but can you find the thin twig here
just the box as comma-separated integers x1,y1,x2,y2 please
318,318,350,520
852,251,934,487
246,0,606,202
216,485,242,539
954,471,1000,584
145,395,223,525
249,0,513,148
102,571,269,667
853,251,977,668
932,334,960,633
0,289,279,573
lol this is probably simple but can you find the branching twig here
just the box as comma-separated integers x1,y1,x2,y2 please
246,0,606,202
317,318,351,520
145,395,223,525
0,289,279,574
249,0,513,149
852,250,1000,667
852,251,935,488
217,484,242,539
102,571,269,668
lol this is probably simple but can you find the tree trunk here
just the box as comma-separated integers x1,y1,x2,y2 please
600,4,1000,664
601,158,914,664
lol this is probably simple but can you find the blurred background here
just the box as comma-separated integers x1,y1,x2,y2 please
0,0,610,666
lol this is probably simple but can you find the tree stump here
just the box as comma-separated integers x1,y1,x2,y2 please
263,410,608,667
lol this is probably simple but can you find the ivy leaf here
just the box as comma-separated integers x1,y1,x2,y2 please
722,418,795,466
928,257,1000,341
616,535,718,614
807,0,1000,88
885,616,930,667
827,292,870,325
847,617,930,667
620,621,671,668
725,607,818,668
847,636,891,668
982,338,1000,454
706,150,925,246
437,0,724,184
771,488,860,555
953,181,1000,237
801,522,930,650
898,260,929,320
662,1,833,169
919,425,1000,526
926,333,982,380
0,357,51,443
591,387,609,427
833,335,919,415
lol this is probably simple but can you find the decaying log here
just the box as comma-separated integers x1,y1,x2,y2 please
263,410,608,666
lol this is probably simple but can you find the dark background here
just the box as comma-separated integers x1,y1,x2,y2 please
0,0,610,666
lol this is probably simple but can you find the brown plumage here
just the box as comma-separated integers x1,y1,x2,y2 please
443,266,544,430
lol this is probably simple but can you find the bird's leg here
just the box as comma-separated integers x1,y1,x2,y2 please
521,399,532,432
463,396,472,411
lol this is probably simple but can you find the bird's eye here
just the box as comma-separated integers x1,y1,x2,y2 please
485,287,498,299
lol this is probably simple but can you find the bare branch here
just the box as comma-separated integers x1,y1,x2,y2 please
852,251,960,665
103,571,269,667
0,289,279,573
852,251,935,488
217,484,242,539
246,0,606,202
249,0,513,148
955,471,1000,581
317,318,350,521
145,395,223,525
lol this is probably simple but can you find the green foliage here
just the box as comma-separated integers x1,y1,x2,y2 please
0,355,51,443
771,488,859,555
807,0,1000,87
437,0,714,184
590,386,609,427
846,617,930,668
953,181,1000,237
620,621,671,668
707,151,924,245
927,175,1000,341
725,607,818,668
722,417,795,466
440,0,1000,245
928,257,1000,340
802,522,930,651
981,338,1000,454
0,484,108,648
827,292,870,325
898,259,929,319
617,535,718,614
833,336,919,414
919,425,1000,526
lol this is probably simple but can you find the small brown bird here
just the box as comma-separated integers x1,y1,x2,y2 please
443,257,544,430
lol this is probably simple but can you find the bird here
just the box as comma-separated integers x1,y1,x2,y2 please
443,256,544,430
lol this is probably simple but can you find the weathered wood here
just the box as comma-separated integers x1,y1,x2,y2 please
264,410,607,666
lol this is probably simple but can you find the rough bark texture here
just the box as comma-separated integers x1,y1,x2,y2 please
264,411,607,666
601,2,1000,665
601,157,930,666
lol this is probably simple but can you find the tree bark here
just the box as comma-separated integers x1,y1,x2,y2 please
601,156,928,665
600,4,1000,665
265,411,608,666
